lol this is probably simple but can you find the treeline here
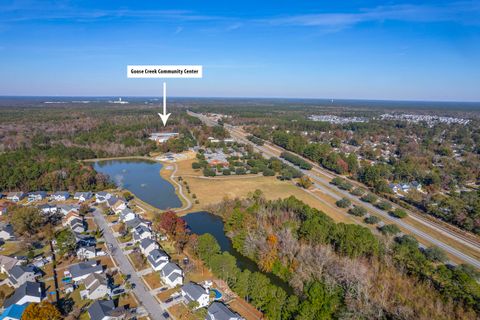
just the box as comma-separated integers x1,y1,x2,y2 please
193,233,340,319
247,135,264,146
0,145,111,192
274,131,357,175
280,152,312,170
211,193,480,319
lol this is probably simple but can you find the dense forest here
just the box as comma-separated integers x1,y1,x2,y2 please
0,102,199,192
207,192,480,319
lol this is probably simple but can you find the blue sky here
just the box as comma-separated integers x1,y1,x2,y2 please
0,0,479,101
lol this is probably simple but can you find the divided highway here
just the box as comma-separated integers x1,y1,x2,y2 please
188,111,480,269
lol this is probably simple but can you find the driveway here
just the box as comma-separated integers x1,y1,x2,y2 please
93,209,168,320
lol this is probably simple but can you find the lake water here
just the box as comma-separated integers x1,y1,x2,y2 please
93,159,292,292
93,159,182,210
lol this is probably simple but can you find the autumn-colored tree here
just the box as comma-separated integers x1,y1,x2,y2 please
298,176,313,189
155,211,177,235
21,301,61,320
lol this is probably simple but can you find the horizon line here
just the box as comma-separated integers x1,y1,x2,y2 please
0,95,479,104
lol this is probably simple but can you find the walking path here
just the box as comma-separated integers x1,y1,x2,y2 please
92,209,168,320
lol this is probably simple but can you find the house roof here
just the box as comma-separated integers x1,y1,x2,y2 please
182,282,208,302
84,272,107,291
106,196,120,207
160,262,181,277
207,302,240,320
28,191,47,198
0,255,19,272
3,281,43,308
0,303,28,320
134,225,150,235
52,191,70,197
69,262,102,279
125,217,150,229
6,192,24,198
9,265,36,280
139,238,157,250
87,300,122,320
77,245,96,254
0,224,14,236
74,191,92,198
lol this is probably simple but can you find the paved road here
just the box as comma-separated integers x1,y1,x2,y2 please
92,209,167,320
188,111,480,268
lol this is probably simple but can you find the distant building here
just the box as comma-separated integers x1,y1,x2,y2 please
27,191,47,202
50,191,70,201
74,192,93,202
149,132,179,143
5,192,25,203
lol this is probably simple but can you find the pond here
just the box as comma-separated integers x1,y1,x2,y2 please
93,159,182,210
184,211,293,294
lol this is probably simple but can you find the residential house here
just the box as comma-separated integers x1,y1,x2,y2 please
7,265,38,288
181,282,210,309
2,282,44,309
77,246,98,260
0,224,14,241
119,208,136,222
50,191,70,201
74,192,93,202
69,218,86,234
132,225,153,242
125,217,151,230
58,204,79,215
81,273,109,300
87,300,126,320
206,302,242,320
139,238,158,256
38,204,58,215
68,261,103,282
5,192,25,203
63,211,81,226
159,262,183,288
0,304,28,320
146,249,169,271
27,191,47,202
109,198,127,214
0,255,19,274
95,192,112,204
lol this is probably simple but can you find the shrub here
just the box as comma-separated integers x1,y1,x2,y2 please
235,167,246,175
364,216,380,224
203,168,216,177
390,208,408,219
222,169,231,175
349,205,367,217
192,162,202,169
423,246,447,263
350,187,366,196
379,224,401,236
336,198,351,208
361,193,378,203
262,168,275,176
375,201,392,211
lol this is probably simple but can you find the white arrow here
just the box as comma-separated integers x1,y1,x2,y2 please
158,82,171,126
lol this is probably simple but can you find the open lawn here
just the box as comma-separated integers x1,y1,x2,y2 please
168,303,197,320
0,241,22,256
157,287,178,302
128,252,148,271
178,165,354,224
142,272,162,290
118,292,138,308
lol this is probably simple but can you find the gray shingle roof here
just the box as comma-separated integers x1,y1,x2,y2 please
69,262,102,279
3,281,43,308
207,302,241,320
87,300,117,320
182,282,208,302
